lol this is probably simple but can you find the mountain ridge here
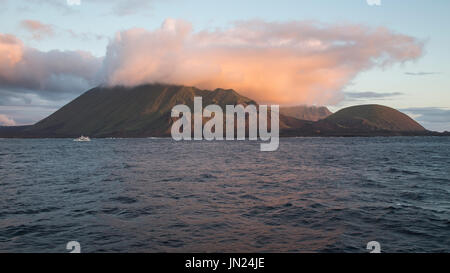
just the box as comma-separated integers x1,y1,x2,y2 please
280,105,332,121
28,84,274,137
325,105,425,132
0,84,445,138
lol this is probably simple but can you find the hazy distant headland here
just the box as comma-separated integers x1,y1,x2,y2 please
0,84,448,138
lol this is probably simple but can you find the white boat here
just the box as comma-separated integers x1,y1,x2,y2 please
74,136,91,142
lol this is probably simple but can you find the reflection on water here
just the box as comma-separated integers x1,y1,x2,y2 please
0,137,449,252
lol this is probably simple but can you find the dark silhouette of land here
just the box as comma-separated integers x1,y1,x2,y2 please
0,84,448,138
280,105,332,121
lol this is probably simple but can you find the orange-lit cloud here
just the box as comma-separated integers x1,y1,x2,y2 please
0,34,23,68
0,19,424,106
101,19,424,105
20,20,55,40
0,114,16,126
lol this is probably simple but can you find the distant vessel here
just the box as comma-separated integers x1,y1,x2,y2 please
74,136,91,142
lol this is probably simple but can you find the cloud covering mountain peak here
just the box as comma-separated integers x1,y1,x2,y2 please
100,19,423,105
0,19,424,106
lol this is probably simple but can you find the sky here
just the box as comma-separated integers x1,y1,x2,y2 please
0,0,449,131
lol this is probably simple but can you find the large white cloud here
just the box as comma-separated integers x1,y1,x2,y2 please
100,19,424,105
0,19,424,106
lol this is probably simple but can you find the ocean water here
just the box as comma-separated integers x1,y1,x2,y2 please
0,137,449,253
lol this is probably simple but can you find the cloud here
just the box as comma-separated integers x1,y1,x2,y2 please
345,91,403,99
107,0,153,16
367,0,381,6
402,107,450,123
0,105,58,125
402,107,450,132
67,0,81,6
22,0,74,14
101,19,424,105
24,0,154,16
20,19,105,42
0,19,425,108
405,72,441,76
0,0,8,13
0,33,102,97
66,29,106,41
0,89,32,105
0,114,16,126
20,20,55,40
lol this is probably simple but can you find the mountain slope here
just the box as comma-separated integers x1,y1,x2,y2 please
30,84,299,137
0,86,434,138
323,105,425,132
281,104,428,136
280,105,332,121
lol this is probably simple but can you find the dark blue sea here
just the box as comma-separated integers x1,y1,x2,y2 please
0,137,449,253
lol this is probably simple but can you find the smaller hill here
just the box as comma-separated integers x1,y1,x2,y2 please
324,104,426,132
